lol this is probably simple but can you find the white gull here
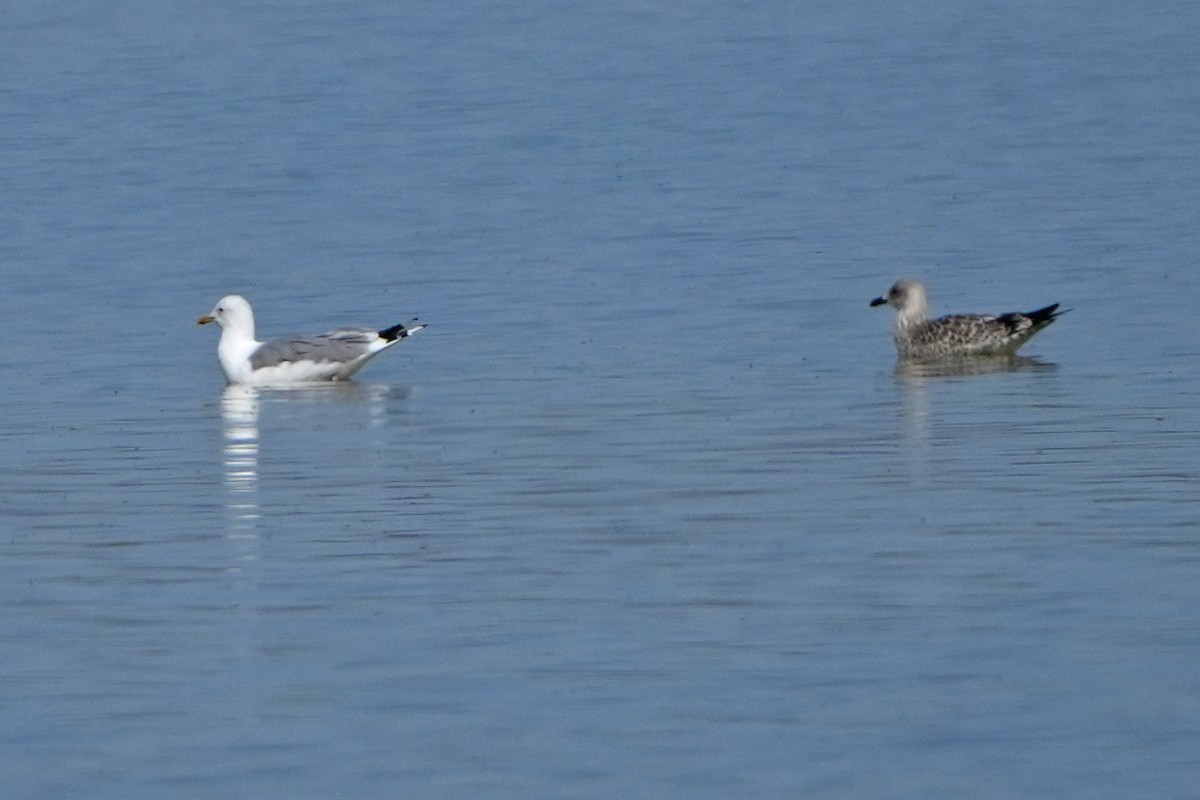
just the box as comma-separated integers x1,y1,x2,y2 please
198,295,425,385
870,279,1063,360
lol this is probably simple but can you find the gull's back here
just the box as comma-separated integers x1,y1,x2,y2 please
249,329,378,371
899,305,1061,359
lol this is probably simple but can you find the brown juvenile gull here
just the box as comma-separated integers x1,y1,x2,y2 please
198,294,425,385
870,279,1063,359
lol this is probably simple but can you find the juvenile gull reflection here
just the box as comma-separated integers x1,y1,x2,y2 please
895,355,1057,381
894,356,1060,485
896,365,932,487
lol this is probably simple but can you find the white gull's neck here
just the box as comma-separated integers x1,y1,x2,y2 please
894,289,930,332
217,324,262,385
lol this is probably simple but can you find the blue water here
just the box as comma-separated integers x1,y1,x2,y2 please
3,2,1199,798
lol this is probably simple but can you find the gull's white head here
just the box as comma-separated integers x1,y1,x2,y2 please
870,279,929,323
197,294,256,337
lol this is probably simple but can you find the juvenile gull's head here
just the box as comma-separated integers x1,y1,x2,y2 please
870,279,929,323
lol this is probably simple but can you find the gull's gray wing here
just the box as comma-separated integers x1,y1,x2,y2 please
249,329,376,370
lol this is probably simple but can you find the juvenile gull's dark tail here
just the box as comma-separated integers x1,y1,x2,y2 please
378,319,426,342
1007,303,1066,335
1025,303,1063,326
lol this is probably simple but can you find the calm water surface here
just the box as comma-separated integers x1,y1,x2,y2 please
2,2,1199,798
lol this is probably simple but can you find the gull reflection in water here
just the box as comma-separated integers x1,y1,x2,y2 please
222,385,260,556
282,382,399,422
895,355,1058,382
894,356,1059,485
220,383,400,542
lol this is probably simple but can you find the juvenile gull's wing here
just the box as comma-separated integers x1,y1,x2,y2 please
249,329,377,370
916,314,1008,352
906,305,1062,357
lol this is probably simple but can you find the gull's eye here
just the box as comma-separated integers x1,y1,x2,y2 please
217,307,224,313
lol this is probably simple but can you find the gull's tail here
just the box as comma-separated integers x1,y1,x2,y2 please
1017,304,1065,333
378,319,426,342
1025,303,1064,326
995,303,1066,348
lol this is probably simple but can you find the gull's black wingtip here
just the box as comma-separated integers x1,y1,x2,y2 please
1027,303,1067,324
378,318,425,342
